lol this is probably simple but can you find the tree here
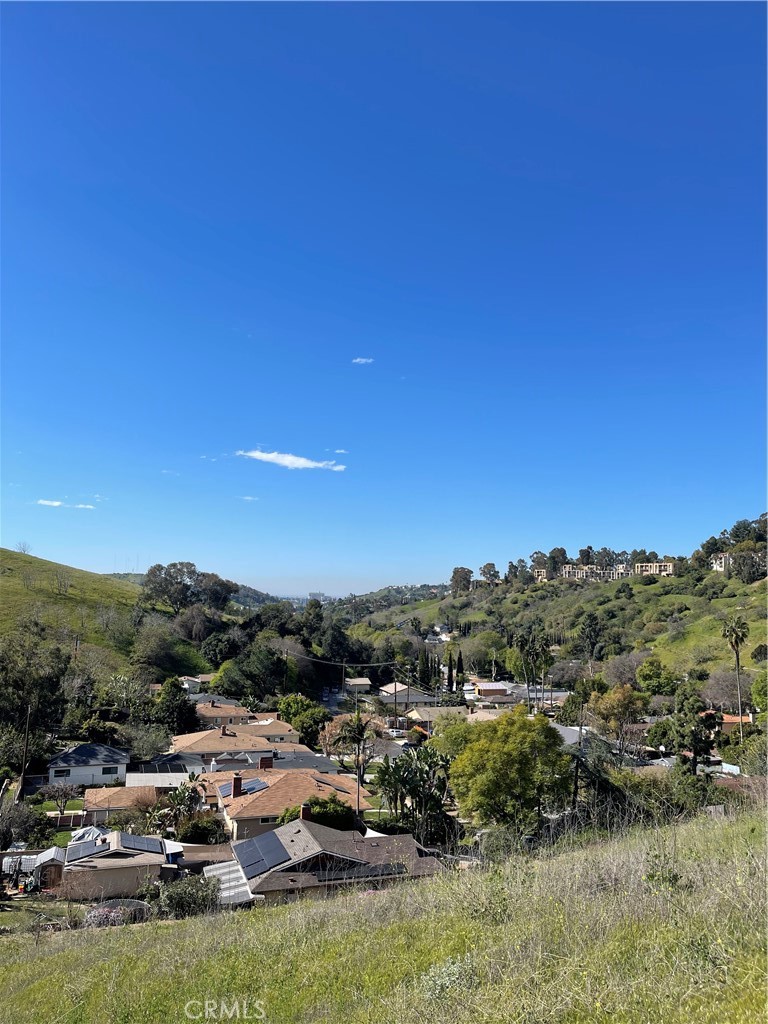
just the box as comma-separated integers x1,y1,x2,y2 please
646,717,678,753
450,567,473,597
672,683,719,773
291,706,332,747
578,547,595,566
143,562,201,614
636,657,677,696
0,801,54,850
446,651,455,693
751,643,768,664
546,547,569,577
455,649,465,683
722,616,750,742
576,613,602,674
429,715,475,759
153,678,198,735
39,783,80,815
277,693,322,726
479,562,500,584
15,541,31,554
586,685,650,758
450,707,570,832
277,792,355,831
332,712,381,798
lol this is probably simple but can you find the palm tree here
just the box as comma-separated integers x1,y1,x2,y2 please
333,712,376,814
722,615,750,743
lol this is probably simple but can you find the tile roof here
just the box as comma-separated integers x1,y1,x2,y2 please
171,728,276,754
214,769,371,820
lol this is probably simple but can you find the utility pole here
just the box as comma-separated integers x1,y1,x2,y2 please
16,704,32,804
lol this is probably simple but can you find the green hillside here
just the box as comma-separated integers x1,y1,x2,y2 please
351,574,766,677
0,812,763,1024
0,549,141,641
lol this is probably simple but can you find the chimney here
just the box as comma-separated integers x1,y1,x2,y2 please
299,802,311,821
220,725,227,736
232,774,243,798
211,699,217,707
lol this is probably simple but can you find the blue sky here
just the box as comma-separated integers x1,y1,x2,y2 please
2,3,765,595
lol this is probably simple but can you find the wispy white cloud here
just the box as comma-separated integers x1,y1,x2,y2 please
160,469,180,476
236,449,346,472
36,499,94,509
334,449,349,454
239,496,259,502
352,357,374,365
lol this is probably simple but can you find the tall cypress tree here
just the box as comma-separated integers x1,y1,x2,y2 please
456,649,465,682
447,651,454,692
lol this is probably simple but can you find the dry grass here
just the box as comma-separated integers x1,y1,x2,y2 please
0,811,764,1024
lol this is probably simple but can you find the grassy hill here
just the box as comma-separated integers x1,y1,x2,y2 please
0,549,141,641
0,812,763,1024
351,573,766,677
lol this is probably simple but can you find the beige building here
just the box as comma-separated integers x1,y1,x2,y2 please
634,562,674,577
195,700,256,727
61,831,178,900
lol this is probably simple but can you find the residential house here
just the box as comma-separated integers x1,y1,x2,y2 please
204,816,443,906
83,785,160,825
405,706,469,737
61,831,180,899
171,725,284,763
532,568,549,584
232,719,301,743
474,680,512,700
206,769,372,841
344,677,371,695
377,682,439,707
47,744,130,786
195,700,257,728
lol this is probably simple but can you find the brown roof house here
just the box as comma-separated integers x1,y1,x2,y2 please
83,785,160,825
172,722,300,760
204,816,443,906
171,725,277,763
210,770,372,841
195,700,257,728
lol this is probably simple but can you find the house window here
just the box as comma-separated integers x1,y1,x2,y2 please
214,717,221,725
101,766,118,776
53,768,70,778
260,817,277,824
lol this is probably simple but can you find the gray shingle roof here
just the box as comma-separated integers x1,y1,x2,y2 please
48,743,130,768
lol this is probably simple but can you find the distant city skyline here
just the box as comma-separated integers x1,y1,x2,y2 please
2,4,765,594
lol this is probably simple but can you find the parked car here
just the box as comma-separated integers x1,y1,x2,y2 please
386,728,406,738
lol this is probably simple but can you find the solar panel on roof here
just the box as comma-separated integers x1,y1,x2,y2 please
234,831,290,880
66,840,100,863
218,778,269,798
120,834,163,854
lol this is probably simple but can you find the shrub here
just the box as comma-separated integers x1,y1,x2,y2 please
155,875,220,919
176,816,227,845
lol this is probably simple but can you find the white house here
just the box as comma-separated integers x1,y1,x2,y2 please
47,743,130,786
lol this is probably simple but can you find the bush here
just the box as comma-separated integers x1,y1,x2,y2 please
176,816,227,845
278,793,356,831
155,875,220,919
